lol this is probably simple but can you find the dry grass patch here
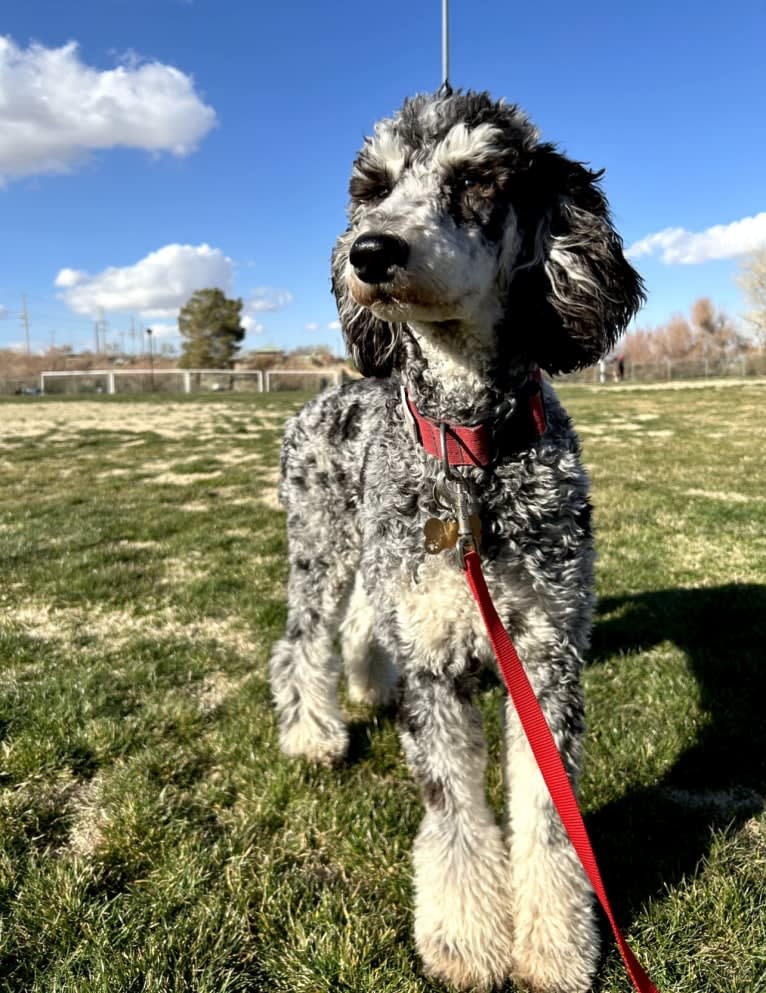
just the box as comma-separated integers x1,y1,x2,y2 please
6,601,265,660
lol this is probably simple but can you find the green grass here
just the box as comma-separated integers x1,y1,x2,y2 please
1,384,764,992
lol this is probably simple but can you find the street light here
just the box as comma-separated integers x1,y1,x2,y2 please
145,327,155,391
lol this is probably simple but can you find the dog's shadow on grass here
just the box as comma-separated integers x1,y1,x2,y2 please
587,582,766,921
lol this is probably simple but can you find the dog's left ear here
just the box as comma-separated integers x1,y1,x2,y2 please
517,148,645,374
331,234,403,377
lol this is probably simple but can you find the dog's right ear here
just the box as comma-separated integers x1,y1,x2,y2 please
331,234,403,377
509,147,645,375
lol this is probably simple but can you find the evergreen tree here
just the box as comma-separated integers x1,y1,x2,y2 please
178,288,245,368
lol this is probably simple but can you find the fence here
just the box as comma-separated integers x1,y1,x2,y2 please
4,357,764,397
0,378,40,396
37,368,346,396
561,353,766,385
38,369,264,395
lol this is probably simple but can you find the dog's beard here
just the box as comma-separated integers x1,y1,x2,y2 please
347,272,469,325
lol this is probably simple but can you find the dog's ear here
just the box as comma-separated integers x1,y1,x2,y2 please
331,234,403,377
512,148,645,375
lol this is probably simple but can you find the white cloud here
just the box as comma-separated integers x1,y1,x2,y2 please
55,243,234,317
327,320,341,330
247,287,294,313
304,321,320,331
627,212,766,265
242,315,265,334
0,36,216,182
54,268,87,288
0,305,8,319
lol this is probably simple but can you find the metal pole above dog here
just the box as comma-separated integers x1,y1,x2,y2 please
442,0,449,89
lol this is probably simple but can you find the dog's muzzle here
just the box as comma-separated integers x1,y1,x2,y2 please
349,232,409,284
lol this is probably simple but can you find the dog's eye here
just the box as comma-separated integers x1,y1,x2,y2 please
460,175,495,198
350,172,393,204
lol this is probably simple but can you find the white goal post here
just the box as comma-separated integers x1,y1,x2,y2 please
39,369,264,395
39,367,346,395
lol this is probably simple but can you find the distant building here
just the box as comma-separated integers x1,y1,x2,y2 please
237,347,286,371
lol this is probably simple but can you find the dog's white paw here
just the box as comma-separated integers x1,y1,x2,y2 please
414,815,514,991
510,900,599,993
510,957,595,993
279,717,348,766
418,928,513,991
346,658,398,707
347,680,396,707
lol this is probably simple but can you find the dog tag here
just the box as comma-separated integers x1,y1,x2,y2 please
424,516,481,555
424,517,459,554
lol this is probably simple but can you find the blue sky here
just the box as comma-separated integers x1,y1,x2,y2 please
1,0,765,356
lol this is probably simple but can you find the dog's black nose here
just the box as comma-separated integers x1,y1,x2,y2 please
349,233,409,284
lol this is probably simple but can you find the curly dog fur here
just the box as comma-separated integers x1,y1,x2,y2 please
269,89,644,992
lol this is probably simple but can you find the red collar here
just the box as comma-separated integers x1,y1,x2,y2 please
401,370,546,468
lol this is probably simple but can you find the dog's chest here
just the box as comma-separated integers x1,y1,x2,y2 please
356,423,592,670
388,551,530,672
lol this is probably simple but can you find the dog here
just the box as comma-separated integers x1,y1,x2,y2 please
268,88,644,992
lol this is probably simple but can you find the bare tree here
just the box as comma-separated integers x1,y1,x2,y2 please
662,314,697,360
738,248,766,349
690,296,746,355
622,297,747,365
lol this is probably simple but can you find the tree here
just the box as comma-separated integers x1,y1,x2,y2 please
621,297,746,365
178,288,245,368
738,248,766,349
690,297,745,355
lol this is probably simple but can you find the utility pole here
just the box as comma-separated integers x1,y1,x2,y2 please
96,307,109,355
20,294,30,355
146,328,155,390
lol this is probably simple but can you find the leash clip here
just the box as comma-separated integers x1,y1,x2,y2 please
455,486,477,570
437,424,477,568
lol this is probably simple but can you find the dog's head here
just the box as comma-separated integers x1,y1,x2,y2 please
332,90,644,377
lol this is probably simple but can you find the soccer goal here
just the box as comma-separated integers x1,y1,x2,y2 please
264,369,342,392
184,370,264,393
40,371,113,395
40,369,264,395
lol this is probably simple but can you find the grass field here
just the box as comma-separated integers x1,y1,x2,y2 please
1,383,764,993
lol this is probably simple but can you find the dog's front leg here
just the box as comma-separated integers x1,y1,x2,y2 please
504,675,599,993
269,554,355,767
399,668,514,991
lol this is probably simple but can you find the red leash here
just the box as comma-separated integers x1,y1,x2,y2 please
463,549,660,993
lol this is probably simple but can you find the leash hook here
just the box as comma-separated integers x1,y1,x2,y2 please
437,422,477,568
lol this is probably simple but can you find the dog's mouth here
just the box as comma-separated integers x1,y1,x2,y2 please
348,270,410,309
348,271,460,323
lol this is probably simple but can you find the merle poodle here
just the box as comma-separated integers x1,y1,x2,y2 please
268,89,644,992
